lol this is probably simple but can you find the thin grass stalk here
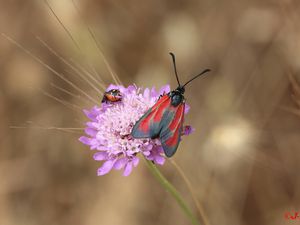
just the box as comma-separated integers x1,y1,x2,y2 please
144,158,201,225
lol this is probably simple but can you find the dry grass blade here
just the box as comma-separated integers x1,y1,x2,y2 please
50,83,81,99
41,89,82,112
71,0,122,85
1,33,99,105
43,0,103,85
169,159,211,225
10,121,84,134
36,36,104,95
287,73,300,115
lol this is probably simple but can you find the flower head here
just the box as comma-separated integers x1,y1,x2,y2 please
80,84,192,176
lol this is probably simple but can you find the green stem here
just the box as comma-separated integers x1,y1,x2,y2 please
144,158,201,225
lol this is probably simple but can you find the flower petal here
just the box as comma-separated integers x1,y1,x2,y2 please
126,85,136,93
182,125,195,136
154,155,165,165
79,136,91,145
150,87,157,98
184,104,190,114
114,158,128,170
97,146,111,151
159,85,170,95
97,160,115,176
143,88,150,98
123,162,133,176
132,157,139,167
143,151,151,156
93,152,108,161
85,127,97,136
84,107,101,121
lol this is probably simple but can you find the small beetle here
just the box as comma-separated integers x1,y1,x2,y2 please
102,89,122,103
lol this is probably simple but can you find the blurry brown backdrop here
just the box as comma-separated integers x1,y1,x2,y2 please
1,0,300,225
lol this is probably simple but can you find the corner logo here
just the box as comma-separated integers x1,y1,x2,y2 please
285,211,300,220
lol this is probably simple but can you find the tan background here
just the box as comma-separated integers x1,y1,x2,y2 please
1,0,300,225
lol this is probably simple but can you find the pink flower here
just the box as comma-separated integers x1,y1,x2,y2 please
80,84,192,176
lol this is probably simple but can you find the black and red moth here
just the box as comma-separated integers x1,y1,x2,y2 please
131,53,210,157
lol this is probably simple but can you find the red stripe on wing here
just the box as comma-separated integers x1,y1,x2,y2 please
165,103,185,147
153,96,171,122
140,113,153,132
168,104,185,131
139,95,170,133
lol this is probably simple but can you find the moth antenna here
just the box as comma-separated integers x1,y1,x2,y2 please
169,52,181,86
183,69,211,87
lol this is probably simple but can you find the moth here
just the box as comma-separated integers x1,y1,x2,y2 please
131,52,210,157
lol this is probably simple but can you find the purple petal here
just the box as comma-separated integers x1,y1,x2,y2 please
132,157,139,167
146,144,153,150
86,122,98,129
146,155,154,161
184,104,190,114
79,136,91,145
143,151,151,156
159,85,170,95
97,160,116,176
97,146,112,151
83,107,101,121
150,87,157,97
182,125,195,136
90,138,100,147
154,155,165,165
85,127,97,136
126,85,136,93
114,158,128,170
123,162,133,176
143,88,150,98
93,152,108,161
83,109,92,118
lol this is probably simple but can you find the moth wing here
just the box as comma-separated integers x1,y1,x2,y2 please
159,103,185,157
131,95,171,138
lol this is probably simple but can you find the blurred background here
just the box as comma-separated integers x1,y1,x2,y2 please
1,0,300,224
